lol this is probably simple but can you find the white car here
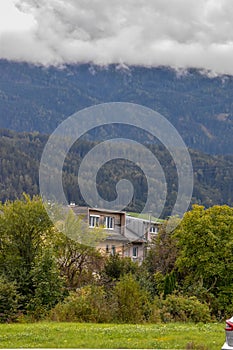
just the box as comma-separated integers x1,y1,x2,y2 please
222,316,233,349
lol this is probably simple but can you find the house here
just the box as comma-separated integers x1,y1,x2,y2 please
69,204,129,257
125,214,161,264
68,204,161,262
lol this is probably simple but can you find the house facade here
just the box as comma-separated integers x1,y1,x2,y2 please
69,204,161,262
125,215,161,264
69,205,129,256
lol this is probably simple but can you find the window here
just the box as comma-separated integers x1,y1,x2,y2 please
150,226,158,234
132,246,138,258
89,215,100,228
104,216,114,229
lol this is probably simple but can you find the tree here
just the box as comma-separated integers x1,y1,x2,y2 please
174,204,233,316
0,195,53,306
144,218,180,275
103,254,139,281
142,218,180,298
55,234,104,290
28,249,66,318
52,207,106,290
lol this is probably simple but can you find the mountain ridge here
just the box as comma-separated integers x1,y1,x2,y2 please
1,60,233,155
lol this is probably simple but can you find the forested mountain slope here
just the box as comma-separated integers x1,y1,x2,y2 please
1,60,233,155
1,129,233,217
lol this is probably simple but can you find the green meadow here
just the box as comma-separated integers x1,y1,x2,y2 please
0,322,225,349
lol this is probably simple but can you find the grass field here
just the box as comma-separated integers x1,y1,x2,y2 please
0,322,225,349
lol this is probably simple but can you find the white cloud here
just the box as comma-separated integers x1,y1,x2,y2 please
1,0,233,74
0,0,35,33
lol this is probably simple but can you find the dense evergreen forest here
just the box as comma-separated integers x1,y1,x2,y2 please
1,128,233,217
1,60,233,155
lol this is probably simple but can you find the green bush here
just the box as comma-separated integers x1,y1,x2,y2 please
111,274,150,323
0,275,20,323
50,275,151,324
50,285,110,323
210,285,233,319
150,294,211,323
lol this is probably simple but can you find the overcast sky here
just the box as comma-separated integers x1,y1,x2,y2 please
1,0,233,75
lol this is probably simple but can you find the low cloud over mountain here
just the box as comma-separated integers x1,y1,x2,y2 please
0,0,233,74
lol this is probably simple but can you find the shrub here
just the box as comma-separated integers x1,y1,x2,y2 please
150,294,211,323
111,274,150,323
212,285,233,319
50,285,110,323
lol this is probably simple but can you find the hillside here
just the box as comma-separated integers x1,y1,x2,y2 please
1,60,233,155
1,129,233,217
